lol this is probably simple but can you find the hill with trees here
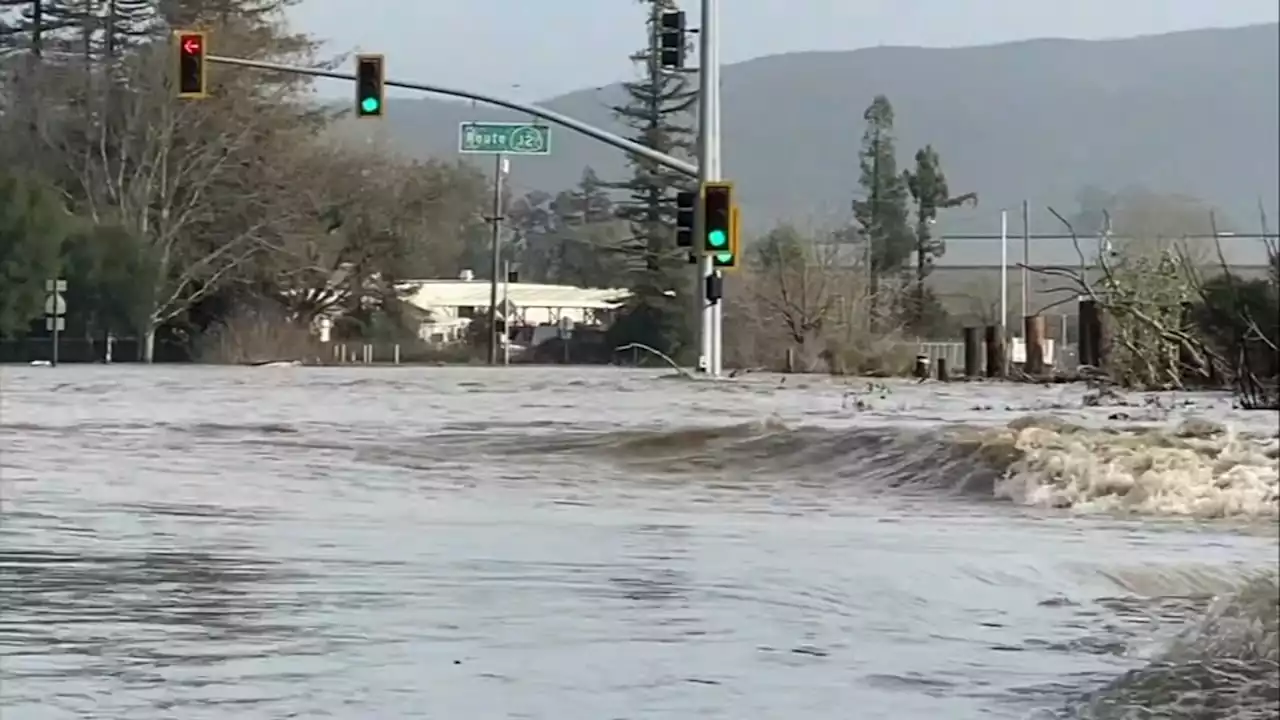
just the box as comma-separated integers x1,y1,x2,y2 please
341,22,1280,245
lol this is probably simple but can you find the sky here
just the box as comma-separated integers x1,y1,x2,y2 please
290,0,1280,102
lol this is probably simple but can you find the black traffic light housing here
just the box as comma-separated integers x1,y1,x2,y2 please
658,11,686,69
175,30,207,98
702,182,732,254
705,272,724,302
355,54,385,118
675,190,696,248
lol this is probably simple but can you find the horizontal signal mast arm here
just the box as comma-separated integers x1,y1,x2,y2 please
204,54,699,179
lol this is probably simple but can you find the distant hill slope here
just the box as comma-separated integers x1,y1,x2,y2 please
338,23,1279,261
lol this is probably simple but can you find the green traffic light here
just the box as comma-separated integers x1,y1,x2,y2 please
707,229,727,247
715,252,733,263
360,97,380,113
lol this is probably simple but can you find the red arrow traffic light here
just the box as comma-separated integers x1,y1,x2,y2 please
175,30,207,99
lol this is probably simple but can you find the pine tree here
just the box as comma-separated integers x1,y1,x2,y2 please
902,144,976,331
850,95,912,322
558,167,622,288
603,0,697,357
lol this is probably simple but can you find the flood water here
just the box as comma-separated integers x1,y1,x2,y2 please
1,366,1276,719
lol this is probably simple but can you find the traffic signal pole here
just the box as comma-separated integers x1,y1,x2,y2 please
697,0,723,376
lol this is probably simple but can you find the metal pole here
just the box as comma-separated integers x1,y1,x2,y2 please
706,0,724,377
697,0,720,376
1021,199,1030,335
1000,210,1008,340
502,259,511,366
51,315,59,367
205,54,698,179
487,154,505,365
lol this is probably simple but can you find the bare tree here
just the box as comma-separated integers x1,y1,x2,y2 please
263,142,491,324
1030,202,1229,389
35,36,317,360
749,224,838,367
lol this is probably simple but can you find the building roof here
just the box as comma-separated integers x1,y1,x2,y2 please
399,279,631,310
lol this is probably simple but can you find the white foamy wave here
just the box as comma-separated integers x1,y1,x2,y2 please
989,419,1279,519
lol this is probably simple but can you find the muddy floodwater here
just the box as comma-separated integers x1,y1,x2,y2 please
1,366,1276,719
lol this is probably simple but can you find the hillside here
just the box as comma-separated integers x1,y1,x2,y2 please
338,23,1279,259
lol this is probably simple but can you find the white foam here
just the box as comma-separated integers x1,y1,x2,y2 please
988,420,1279,519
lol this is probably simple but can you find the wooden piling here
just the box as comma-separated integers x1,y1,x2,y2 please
914,354,930,380
1024,315,1046,375
1077,299,1097,367
962,327,982,378
984,325,1005,378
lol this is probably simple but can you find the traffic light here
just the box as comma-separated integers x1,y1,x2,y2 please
175,30,207,99
675,190,696,248
355,54,385,118
702,182,732,262
658,11,686,69
713,204,741,270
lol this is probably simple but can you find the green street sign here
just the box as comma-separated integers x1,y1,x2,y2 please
458,122,552,155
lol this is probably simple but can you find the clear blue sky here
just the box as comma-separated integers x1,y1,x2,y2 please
291,0,1279,101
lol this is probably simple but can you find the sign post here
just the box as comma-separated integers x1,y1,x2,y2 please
458,122,551,365
44,278,66,366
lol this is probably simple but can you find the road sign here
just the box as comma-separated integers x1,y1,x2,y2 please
45,279,66,292
459,122,551,155
46,317,65,332
44,294,66,316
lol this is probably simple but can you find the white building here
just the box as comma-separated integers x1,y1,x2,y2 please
398,270,630,344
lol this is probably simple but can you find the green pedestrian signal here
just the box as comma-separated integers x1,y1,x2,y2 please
355,54,385,118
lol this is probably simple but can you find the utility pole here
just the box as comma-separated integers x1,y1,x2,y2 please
1021,199,1030,333
486,154,507,365
1000,210,1009,340
698,0,722,376
502,260,511,366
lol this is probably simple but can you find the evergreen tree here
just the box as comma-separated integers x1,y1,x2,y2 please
902,144,976,332
603,0,697,358
0,171,70,336
557,167,623,288
850,95,912,322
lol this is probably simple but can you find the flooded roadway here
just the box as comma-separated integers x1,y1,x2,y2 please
1,366,1276,719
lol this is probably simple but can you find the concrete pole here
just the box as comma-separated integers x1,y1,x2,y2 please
700,0,722,376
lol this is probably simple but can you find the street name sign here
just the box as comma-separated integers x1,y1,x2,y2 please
458,122,551,155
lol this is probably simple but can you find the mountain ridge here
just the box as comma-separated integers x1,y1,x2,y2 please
338,22,1279,263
